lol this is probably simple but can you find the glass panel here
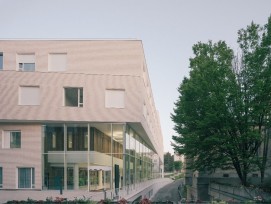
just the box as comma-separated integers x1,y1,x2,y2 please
10,131,21,148
0,167,2,187
43,124,65,190
113,124,124,159
125,133,130,155
67,124,88,151
18,168,31,188
44,125,64,151
91,123,112,154
125,154,130,186
65,88,79,107
23,63,35,71
32,168,35,188
0,53,3,70
89,170,98,189
47,167,64,190
67,167,74,189
79,168,88,189
130,156,135,185
79,88,83,107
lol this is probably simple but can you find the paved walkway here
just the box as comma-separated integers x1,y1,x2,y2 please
0,178,173,203
151,179,183,204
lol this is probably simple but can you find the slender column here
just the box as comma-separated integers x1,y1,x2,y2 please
88,124,90,191
64,124,67,190
74,164,79,190
104,171,106,189
110,123,113,192
123,124,126,190
41,125,46,189
98,170,103,189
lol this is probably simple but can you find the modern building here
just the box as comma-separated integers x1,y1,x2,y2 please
0,40,163,193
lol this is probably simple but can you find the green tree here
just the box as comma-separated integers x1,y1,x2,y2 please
172,16,271,186
237,16,271,183
164,152,174,172
174,161,183,172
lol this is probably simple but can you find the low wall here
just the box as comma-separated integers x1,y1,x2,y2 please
209,182,271,202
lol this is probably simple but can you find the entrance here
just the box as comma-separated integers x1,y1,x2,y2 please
88,166,111,191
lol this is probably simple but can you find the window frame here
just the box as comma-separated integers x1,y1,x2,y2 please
64,87,83,107
0,52,3,70
18,167,35,189
0,167,2,188
18,62,35,72
2,130,21,149
17,53,35,72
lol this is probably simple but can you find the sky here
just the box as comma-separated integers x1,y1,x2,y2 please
0,0,271,154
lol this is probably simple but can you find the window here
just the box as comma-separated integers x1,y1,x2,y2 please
223,173,229,178
105,89,125,108
67,126,88,151
45,125,64,151
17,54,35,71
2,131,21,149
18,168,35,189
19,86,40,105
64,87,83,107
0,167,2,188
48,53,67,71
52,133,56,149
0,52,3,70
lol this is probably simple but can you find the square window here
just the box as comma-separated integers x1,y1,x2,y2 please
10,131,21,148
64,87,83,107
105,89,125,108
2,131,21,149
19,86,40,105
18,168,35,189
48,53,67,71
17,54,35,71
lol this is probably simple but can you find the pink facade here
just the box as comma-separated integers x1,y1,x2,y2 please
0,40,163,190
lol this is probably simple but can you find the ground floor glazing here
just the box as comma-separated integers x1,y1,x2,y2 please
42,122,162,191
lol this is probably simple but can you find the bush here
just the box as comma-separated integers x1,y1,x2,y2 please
5,196,96,204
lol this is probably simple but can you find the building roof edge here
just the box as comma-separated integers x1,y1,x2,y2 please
0,38,141,41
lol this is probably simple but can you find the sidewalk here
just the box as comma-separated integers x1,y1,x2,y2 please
0,178,173,203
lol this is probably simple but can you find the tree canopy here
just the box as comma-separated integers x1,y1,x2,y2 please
164,152,174,172
171,16,271,186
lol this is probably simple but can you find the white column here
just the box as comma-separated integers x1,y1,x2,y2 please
74,164,79,190
98,170,103,189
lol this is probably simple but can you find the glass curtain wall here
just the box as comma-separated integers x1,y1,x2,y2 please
124,126,155,192
42,123,155,191
42,123,125,191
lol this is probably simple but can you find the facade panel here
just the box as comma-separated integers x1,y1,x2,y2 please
0,40,163,191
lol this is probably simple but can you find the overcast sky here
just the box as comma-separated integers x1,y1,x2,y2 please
1,0,270,154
